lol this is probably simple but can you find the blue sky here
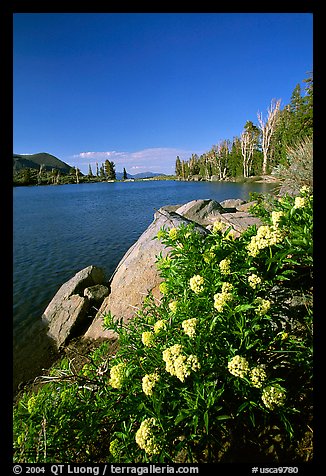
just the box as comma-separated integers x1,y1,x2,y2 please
13,13,313,175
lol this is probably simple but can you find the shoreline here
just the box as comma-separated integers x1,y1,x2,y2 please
13,174,280,187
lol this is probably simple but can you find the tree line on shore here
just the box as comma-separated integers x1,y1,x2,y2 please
13,159,124,186
175,73,313,181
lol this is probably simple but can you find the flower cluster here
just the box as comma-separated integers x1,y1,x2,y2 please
213,287,233,312
168,301,178,314
271,211,284,228
181,318,197,338
109,362,126,389
162,344,200,382
189,275,205,294
135,418,161,455
212,220,224,233
247,225,282,257
109,438,122,459
168,227,178,240
159,282,168,295
255,297,271,316
249,366,267,388
261,385,286,410
219,258,231,275
203,250,215,263
227,355,250,378
156,229,167,240
294,196,306,209
221,282,233,293
142,331,155,347
153,319,167,334
142,372,160,396
300,185,311,194
248,273,262,289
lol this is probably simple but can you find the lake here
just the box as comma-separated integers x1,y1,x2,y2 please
13,180,277,391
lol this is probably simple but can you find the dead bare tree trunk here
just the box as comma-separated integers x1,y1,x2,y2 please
240,131,254,178
75,166,80,184
38,163,44,185
257,98,281,175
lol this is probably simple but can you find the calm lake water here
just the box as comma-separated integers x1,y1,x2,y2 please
13,180,277,390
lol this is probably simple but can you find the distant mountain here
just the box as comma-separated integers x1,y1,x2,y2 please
116,171,166,180
13,153,72,174
132,171,166,179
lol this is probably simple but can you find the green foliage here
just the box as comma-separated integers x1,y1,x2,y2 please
13,188,313,463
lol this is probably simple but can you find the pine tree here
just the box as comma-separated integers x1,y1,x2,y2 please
104,160,116,180
123,167,128,180
175,156,182,176
88,164,94,177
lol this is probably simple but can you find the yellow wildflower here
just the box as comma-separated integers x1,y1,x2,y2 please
248,274,262,289
159,282,168,295
168,227,178,240
219,258,231,275
227,355,249,378
109,362,126,389
271,211,284,227
249,366,267,388
142,331,155,347
221,282,233,293
255,297,271,316
261,386,286,410
203,250,215,263
189,274,204,294
300,185,310,194
182,318,197,338
109,439,122,459
213,291,233,312
212,220,224,233
294,196,306,209
162,344,200,382
153,319,167,334
247,225,282,257
135,418,161,455
142,372,160,396
168,301,178,314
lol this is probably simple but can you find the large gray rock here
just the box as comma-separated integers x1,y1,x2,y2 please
46,295,89,348
220,198,246,210
84,284,109,304
84,208,209,340
42,265,106,347
175,199,225,225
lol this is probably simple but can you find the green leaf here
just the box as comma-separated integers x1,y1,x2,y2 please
216,414,231,421
204,411,209,433
175,410,189,425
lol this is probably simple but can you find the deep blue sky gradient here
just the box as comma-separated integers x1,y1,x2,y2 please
13,13,313,174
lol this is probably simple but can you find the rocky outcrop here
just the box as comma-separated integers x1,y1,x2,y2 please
42,265,107,348
44,199,261,345
85,199,261,340
174,199,225,225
